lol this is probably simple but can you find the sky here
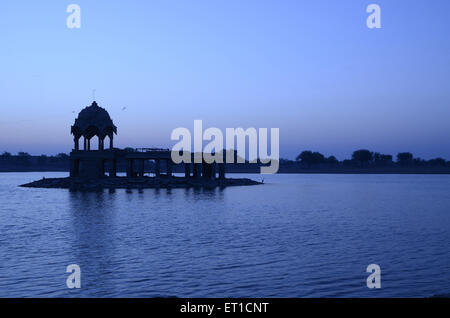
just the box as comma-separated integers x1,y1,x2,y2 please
0,0,449,160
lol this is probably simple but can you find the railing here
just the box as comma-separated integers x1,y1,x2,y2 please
134,148,170,153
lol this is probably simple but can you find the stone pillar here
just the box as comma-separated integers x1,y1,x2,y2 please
87,138,91,151
70,159,76,177
197,163,202,178
74,159,79,177
101,160,106,177
193,163,198,178
202,163,212,179
211,163,217,180
127,159,134,177
166,159,172,177
84,137,87,151
155,159,161,178
139,159,145,177
184,163,191,178
110,159,117,177
74,137,79,151
99,136,103,150
202,163,208,179
219,163,225,179
194,163,201,179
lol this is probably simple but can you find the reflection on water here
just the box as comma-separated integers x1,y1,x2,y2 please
1,172,450,297
67,191,118,296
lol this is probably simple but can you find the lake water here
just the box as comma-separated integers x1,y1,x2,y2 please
1,172,450,297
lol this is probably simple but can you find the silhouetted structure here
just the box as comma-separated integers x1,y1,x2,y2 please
69,101,225,180
71,101,117,151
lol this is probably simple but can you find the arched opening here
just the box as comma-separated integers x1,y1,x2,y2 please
97,135,107,150
104,135,112,150
83,126,99,151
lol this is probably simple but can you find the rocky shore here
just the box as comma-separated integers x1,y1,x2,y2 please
20,176,262,191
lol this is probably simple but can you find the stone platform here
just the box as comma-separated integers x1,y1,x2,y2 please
20,176,261,191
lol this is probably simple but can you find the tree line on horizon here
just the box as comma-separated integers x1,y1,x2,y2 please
1,149,450,169
0,152,69,167
292,149,450,168
1,151,68,160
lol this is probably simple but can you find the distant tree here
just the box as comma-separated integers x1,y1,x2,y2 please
37,155,48,165
16,152,31,165
352,149,373,166
373,152,393,166
373,152,381,162
1,151,12,158
427,158,446,167
326,156,339,165
343,159,355,167
296,151,311,162
311,152,325,164
413,158,426,166
56,153,69,159
397,152,413,165
380,154,393,162
296,151,326,167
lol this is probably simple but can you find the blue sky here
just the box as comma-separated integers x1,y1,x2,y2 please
1,0,449,160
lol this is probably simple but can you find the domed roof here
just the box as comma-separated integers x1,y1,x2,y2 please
71,101,117,138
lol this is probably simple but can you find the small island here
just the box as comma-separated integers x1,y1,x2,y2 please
20,175,260,191
20,101,261,191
